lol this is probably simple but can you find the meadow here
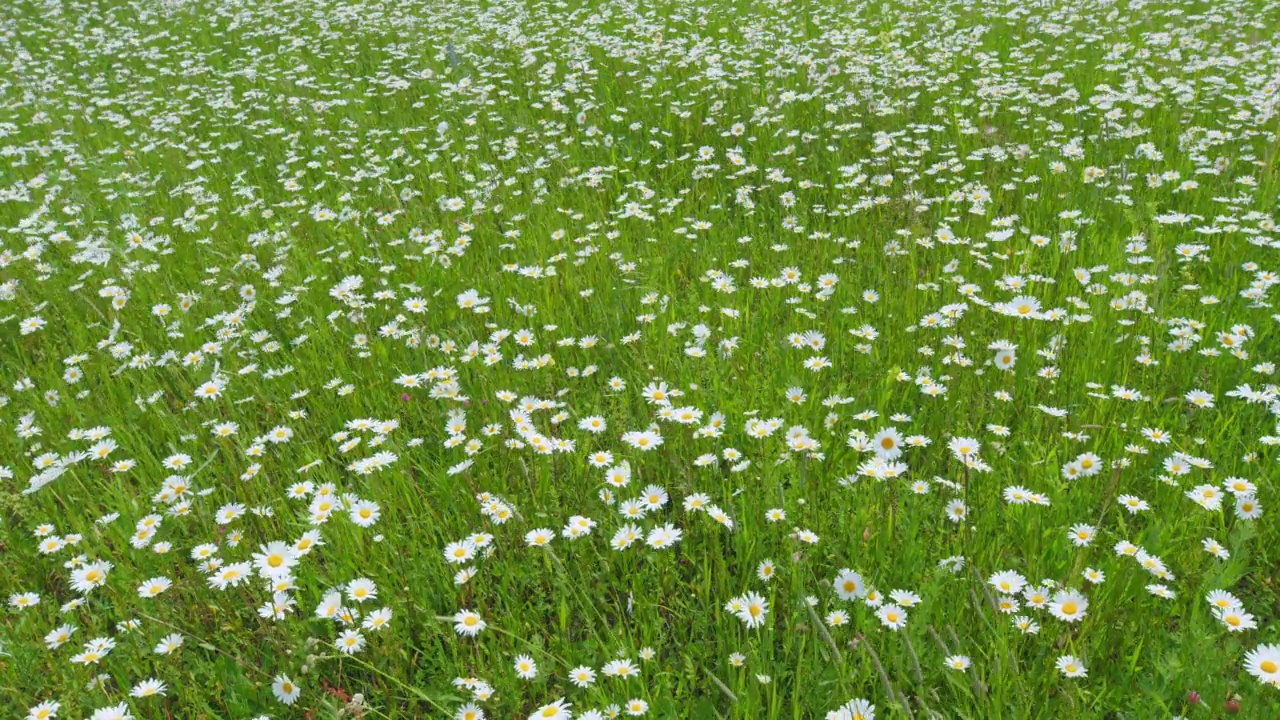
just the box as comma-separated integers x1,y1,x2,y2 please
2,0,1280,717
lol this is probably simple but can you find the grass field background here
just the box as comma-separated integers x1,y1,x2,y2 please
2,0,1280,717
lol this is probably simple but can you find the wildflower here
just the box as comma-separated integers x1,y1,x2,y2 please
877,604,908,630
26,701,59,720
514,654,538,679
1216,607,1257,632
734,592,769,629
645,524,682,549
129,679,167,698
603,659,639,678
828,698,875,720
347,578,378,603
1244,644,1280,687
272,674,301,705
569,666,596,688
525,528,555,547
136,577,171,598
530,699,572,720
1056,655,1087,678
1048,590,1088,623
154,634,184,655
335,629,366,655
86,705,132,720
453,609,486,637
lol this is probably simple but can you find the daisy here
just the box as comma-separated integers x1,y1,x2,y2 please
1048,590,1088,623
568,665,596,688
1012,616,1040,635
871,427,903,459
890,590,921,608
1206,590,1242,611
645,524,682,549
363,607,393,631
137,577,171,598
335,629,366,655
252,542,298,578
86,705,131,720
453,609,486,637
876,604,908,630
834,566,865,599
1244,644,1280,687
621,430,663,450
1056,655,1087,678
26,701,60,720
1216,607,1257,632
444,540,477,564
44,624,76,649
988,571,1026,596
1067,524,1096,547
736,592,769,629
525,528,554,547
70,561,111,594
154,633,184,655
347,578,378,603
514,654,538,680
603,659,639,679
829,698,875,720
530,699,571,720
208,562,252,590
129,678,167,698
349,500,381,527
272,674,301,705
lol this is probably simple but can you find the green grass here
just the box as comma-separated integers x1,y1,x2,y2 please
2,0,1280,717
